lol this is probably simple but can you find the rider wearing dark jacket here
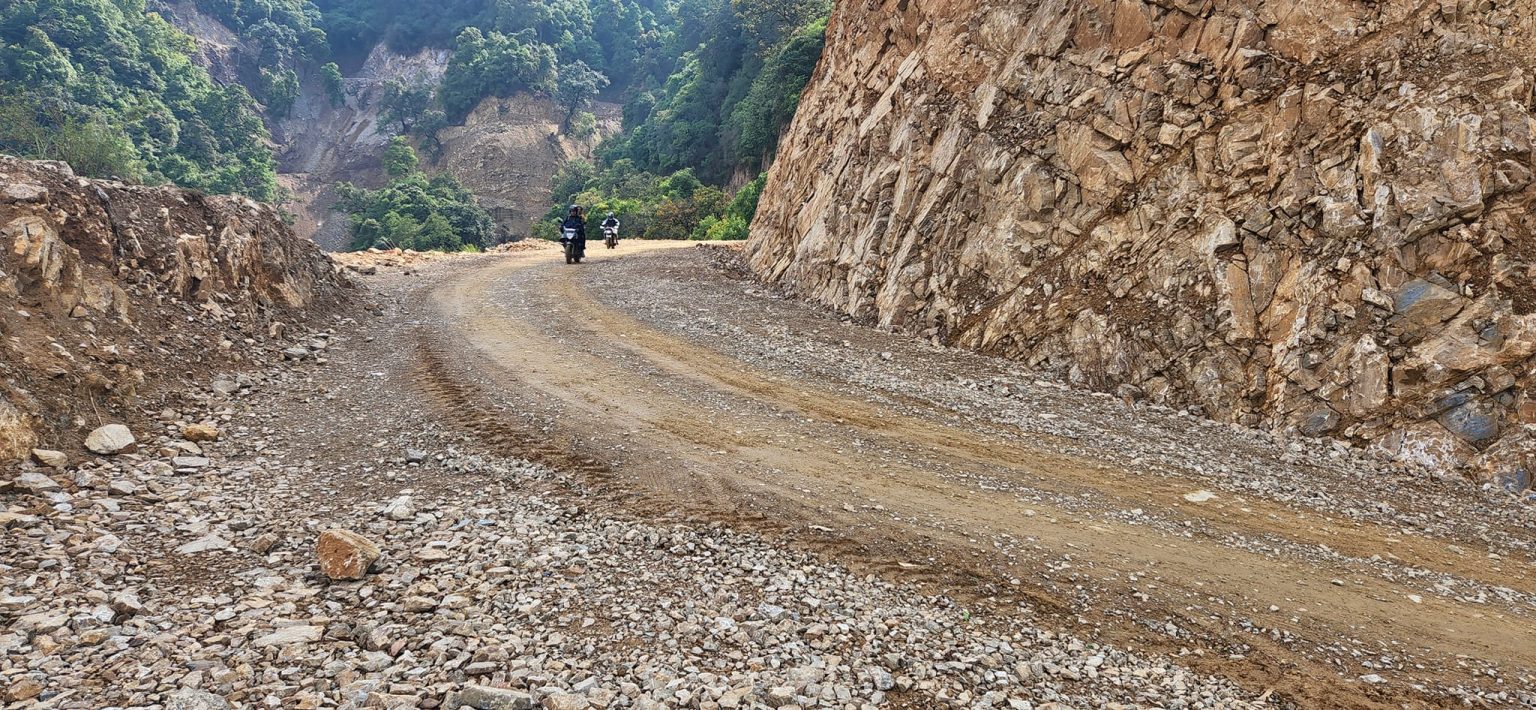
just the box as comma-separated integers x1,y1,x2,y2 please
559,206,587,258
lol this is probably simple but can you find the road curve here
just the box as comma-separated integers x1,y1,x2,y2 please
414,242,1535,709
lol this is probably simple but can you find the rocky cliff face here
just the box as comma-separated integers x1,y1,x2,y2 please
747,0,1536,488
0,157,352,461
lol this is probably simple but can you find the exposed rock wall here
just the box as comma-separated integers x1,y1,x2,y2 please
276,46,452,251
0,157,352,460
747,0,1536,487
437,98,621,238
272,45,620,248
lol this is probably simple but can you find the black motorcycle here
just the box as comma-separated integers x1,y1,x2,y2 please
560,226,584,264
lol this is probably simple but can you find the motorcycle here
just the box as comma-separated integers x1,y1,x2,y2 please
603,226,618,249
560,226,584,264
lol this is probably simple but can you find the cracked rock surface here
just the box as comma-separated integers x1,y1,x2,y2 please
747,0,1536,489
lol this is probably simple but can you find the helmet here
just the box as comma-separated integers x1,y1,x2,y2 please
606,213,615,219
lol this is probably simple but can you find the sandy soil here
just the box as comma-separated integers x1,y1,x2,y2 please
378,242,1536,709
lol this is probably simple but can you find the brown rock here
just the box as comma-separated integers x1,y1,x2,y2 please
183,423,221,442
316,529,381,580
6,677,43,703
250,532,281,555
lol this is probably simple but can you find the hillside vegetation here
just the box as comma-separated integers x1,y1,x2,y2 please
0,0,281,200
1,0,828,246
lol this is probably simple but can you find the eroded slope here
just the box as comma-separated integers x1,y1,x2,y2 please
0,157,352,460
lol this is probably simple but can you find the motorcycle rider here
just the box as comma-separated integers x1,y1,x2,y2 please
559,205,587,261
601,212,621,241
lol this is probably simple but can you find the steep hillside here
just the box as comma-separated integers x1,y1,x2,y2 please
435,97,620,238
0,156,352,461
747,0,1536,487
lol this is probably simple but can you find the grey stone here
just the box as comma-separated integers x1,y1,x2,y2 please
173,456,212,470
85,424,137,455
1437,401,1500,446
15,470,61,493
175,535,231,555
166,690,232,710
1296,408,1340,437
30,449,68,468
452,685,535,710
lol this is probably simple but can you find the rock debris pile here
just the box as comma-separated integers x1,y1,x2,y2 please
0,317,1264,710
0,156,353,461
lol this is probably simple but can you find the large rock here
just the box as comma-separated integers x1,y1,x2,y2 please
166,690,232,710
30,449,68,468
746,0,1536,481
449,685,535,710
316,529,382,580
84,424,137,455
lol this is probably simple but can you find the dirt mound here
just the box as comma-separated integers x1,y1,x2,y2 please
329,241,557,275
0,156,354,461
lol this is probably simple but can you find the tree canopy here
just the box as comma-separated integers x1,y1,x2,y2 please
0,0,281,200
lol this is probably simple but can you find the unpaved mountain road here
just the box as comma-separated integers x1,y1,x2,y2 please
407,241,1533,709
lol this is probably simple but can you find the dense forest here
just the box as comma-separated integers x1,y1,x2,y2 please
322,0,828,244
0,0,827,246
0,0,283,200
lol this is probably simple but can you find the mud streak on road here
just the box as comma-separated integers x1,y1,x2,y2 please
412,243,1535,710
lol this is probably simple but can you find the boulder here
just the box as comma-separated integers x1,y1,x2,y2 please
316,529,381,580
85,424,137,455
30,449,68,468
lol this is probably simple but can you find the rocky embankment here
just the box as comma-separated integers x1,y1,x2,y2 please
0,156,352,462
747,0,1536,488
0,257,1271,709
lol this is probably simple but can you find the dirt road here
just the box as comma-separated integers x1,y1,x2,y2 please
409,242,1533,709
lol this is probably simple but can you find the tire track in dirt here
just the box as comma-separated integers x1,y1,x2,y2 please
414,245,1533,709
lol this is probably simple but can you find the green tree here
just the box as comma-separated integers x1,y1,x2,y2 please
0,0,282,199
439,27,557,120
321,61,346,105
334,163,494,251
380,79,434,133
261,68,302,117
416,212,462,250
382,136,419,177
554,60,608,131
